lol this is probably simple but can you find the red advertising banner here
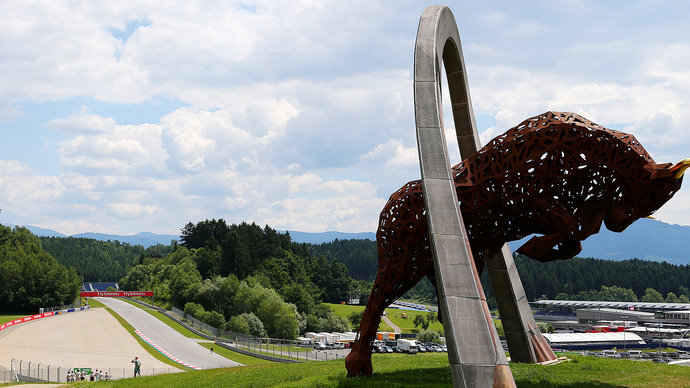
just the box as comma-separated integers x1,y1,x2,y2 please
0,311,54,332
80,291,153,297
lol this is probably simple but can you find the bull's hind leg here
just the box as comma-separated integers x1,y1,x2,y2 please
345,257,432,377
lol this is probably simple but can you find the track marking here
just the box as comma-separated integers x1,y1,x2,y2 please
134,329,202,370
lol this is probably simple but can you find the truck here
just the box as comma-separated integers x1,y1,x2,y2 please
397,339,419,354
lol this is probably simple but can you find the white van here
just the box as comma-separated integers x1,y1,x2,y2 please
397,339,419,354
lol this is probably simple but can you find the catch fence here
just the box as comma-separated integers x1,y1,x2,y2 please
7,358,177,383
169,306,348,362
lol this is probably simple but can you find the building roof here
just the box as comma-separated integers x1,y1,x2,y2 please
576,308,654,317
542,332,644,344
532,300,690,311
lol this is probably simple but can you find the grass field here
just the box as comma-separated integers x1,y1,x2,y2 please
0,314,25,325
66,352,690,387
326,303,443,334
326,303,394,332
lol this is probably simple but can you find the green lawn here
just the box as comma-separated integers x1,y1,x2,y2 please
86,298,107,308
67,352,690,387
325,303,395,333
326,303,445,334
196,342,274,366
0,314,25,325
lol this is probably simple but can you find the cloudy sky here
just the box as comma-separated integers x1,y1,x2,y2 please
1,1,690,236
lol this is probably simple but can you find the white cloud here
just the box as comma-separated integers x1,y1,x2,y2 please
2,1,690,236
46,107,116,134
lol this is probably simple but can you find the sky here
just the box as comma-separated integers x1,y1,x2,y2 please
1,1,690,236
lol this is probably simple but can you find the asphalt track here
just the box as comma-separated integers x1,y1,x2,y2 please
95,297,240,369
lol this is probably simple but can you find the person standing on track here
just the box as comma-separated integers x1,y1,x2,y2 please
131,356,142,377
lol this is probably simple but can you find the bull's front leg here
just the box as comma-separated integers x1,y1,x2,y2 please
516,234,581,261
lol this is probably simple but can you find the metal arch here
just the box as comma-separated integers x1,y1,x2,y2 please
413,6,514,387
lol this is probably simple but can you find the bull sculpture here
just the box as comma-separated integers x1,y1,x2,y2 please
345,111,689,377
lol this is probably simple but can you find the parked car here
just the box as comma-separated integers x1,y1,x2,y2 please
391,346,402,353
313,342,327,350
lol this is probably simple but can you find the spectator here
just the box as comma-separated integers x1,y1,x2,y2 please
132,356,142,377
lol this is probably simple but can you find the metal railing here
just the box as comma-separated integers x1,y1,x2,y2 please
167,306,348,363
8,359,176,383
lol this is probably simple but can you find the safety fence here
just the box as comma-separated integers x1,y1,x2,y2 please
7,358,177,383
166,305,348,363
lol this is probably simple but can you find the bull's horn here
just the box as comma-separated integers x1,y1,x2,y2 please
671,158,690,179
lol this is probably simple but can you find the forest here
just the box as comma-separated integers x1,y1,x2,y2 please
40,237,173,282
308,238,690,306
119,220,357,339
0,225,81,313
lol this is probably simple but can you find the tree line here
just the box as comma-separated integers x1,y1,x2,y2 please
307,238,690,305
0,225,81,313
40,237,173,282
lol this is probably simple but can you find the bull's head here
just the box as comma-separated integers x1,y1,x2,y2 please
604,158,690,232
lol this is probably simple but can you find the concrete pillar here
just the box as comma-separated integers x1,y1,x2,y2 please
414,6,514,387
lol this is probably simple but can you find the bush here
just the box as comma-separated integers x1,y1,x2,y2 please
226,315,250,334
226,312,266,337
417,328,440,344
200,310,226,328
184,301,205,317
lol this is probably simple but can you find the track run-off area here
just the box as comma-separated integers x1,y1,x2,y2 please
0,297,241,382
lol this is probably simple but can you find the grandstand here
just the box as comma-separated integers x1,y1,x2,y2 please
82,282,120,292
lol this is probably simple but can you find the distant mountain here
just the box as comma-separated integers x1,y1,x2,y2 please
72,232,179,247
508,218,690,265
285,230,375,244
1,223,178,248
6,218,690,263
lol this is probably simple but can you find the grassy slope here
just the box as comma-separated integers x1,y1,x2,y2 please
68,353,690,388
327,303,441,334
0,315,25,325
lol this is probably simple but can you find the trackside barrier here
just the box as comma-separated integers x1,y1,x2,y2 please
126,298,349,363
8,359,174,383
0,306,90,333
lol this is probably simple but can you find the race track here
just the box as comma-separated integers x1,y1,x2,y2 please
95,298,240,369
0,307,178,377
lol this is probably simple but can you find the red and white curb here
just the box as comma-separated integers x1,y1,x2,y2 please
134,329,202,370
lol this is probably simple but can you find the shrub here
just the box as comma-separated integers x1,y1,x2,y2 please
184,301,205,317
417,328,440,343
200,310,226,328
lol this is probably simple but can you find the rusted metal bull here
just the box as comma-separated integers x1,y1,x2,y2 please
345,111,689,377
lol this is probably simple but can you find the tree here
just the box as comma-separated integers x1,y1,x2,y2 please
0,226,81,312
413,314,428,330
169,256,202,305
641,288,664,303
680,295,690,304
599,285,637,302
348,311,364,331
417,329,440,343
537,322,554,333
665,292,679,303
